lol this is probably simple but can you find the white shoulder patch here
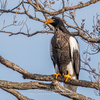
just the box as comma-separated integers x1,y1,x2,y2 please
69,36,80,58
69,36,79,51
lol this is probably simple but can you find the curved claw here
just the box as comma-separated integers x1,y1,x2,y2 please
53,73,61,79
64,72,72,82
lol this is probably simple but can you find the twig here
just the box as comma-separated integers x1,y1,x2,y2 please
22,0,44,23
20,17,28,32
0,9,25,14
62,0,65,20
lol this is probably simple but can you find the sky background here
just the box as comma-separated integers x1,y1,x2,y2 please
0,0,100,100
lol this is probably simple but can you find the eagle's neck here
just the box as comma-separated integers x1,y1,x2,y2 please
54,27,72,36
54,28,71,39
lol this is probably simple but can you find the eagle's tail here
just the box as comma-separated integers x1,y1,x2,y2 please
63,83,77,92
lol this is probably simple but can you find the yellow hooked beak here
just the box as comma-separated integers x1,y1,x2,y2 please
45,18,55,25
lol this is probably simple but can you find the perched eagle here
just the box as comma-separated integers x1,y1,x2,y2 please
45,17,80,92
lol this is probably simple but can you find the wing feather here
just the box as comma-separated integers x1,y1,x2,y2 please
50,36,55,66
73,50,80,79
50,36,59,74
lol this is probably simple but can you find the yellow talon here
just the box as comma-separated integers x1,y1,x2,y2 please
53,73,61,79
64,72,72,82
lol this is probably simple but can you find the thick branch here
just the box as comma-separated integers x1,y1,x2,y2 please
0,80,93,100
0,55,100,90
1,88,33,100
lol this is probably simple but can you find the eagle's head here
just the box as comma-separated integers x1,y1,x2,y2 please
45,17,64,28
45,17,68,33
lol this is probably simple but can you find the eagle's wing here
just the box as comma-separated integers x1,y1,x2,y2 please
69,36,80,79
63,36,80,92
73,49,80,79
50,36,59,73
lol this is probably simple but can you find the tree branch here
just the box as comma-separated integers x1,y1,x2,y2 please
0,80,93,100
64,0,100,11
11,1,28,11
1,28,100,43
27,0,100,15
0,9,25,14
1,0,100,44
1,88,34,100
22,0,44,23
0,30,53,36
64,20,100,43
0,0,99,16
0,0,100,100
0,55,100,90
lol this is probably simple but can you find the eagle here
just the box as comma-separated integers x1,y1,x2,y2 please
45,17,80,92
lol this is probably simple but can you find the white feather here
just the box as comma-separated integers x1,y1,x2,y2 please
66,62,77,79
67,36,79,79
65,61,77,92
69,36,79,58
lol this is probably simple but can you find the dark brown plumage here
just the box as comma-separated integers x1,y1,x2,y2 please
51,28,71,76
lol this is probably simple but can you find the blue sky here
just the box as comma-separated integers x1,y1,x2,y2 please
0,0,100,100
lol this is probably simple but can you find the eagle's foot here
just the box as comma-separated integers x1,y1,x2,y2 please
64,72,72,82
53,73,61,79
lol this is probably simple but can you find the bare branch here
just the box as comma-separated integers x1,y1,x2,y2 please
20,17,28,32
22,0,44,23
0,30,53,36
27,0,100,15
62,0,65,20
0,0,99,16
0,80,93,100
0,9,25,14
1,88,34,100
11,1,28,11
0,0,100,99
0,55,100,90
64,20,100,43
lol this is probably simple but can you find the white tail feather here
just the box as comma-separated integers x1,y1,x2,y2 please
64,83,77,92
